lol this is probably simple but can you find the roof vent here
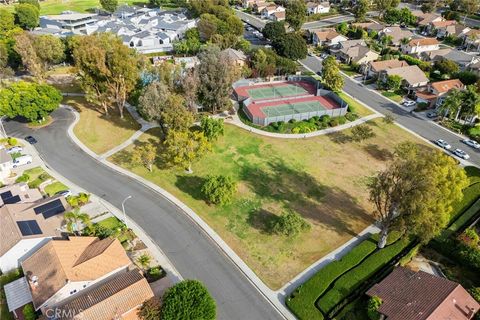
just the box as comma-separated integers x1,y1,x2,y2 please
31,275,39,287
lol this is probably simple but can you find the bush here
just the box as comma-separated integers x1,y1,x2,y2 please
272,210,310,237
469,287,480,302
15,173,30,183
67,192,90,207
138,297,161,320
201,175,237,206
161,280,216,320
320,115,330,124
22,304,36,320
329,118,339,127
367,296,382,320
7,137,17,146
289,118,297,124
345,112,358,121
147,266,167,282
337,116,347,125
415,102,428,111
317,237,411,315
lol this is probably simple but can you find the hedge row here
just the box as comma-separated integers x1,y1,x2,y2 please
286,232,402,320
286,236,378,320
465,166,480,185
446,199,480,235
450,182,480,223
316,237,411,315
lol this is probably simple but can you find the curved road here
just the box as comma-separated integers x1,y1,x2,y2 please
4,108,282,320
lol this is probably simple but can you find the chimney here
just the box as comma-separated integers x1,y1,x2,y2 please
29,275,39,288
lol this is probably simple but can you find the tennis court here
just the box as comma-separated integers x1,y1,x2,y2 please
261,100,326,117
247,83,309,100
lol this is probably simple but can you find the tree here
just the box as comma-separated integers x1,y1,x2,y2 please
385,74,402,91
174,28,201,55
368,142,468,248
100,0,118,13
14,4,39,30
373,0,400,18
180,68,200,113
137,253,151,269
438,88,463,120
14,32,43,78
367,296,382,320
131,142,157,172
351,124,376,142
33,34,66,69
421,2,434,12
251,49,276,77
22,304,35,320
272,209,311,237
462,84,480,123
161,94,194,132
322,56,344,92
161,280,216,320
197,46,240,114
18,0,39,8
0,9,15,34
201,175,237,205
398,8,417,26
0,81,61,121
273,32,307,60
286,0,307,31
200,116,224,141
435,59,459,77
460,0,480,23
354,0,369,21
64,208,91,234
138,297,162,320
72,33,140,118
163,130,211,173
262,21,286,42
336,22,348,35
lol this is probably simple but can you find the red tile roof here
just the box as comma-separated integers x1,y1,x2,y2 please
408,38,439,46
430,79,464,93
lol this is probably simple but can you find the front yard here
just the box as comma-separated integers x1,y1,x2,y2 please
381,90,404,103
110,120,427,289
64,96,141,155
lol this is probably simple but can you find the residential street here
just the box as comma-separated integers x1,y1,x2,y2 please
301,55,480,166
3,109,283,320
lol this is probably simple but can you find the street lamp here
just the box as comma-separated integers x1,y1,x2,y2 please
121,195,132,229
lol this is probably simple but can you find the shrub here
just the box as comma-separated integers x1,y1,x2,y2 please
15,173,30,183
272,210,310,237
7,137,17,146
147,266,167,282
458,227,479,248
137,254,151,269
201,175,237,205
337,116,347,125
415,102,428,111
345,112,358,121
320,115,330,124
367,296,382,320
38,173,50,181
469,287,480,302
138,297,161,320
351,124,376,142
67,192,90,207
329,118,339,127
289,118,297,124
22,304,36,320
161,280,216,320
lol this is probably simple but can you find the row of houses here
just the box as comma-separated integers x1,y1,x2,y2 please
242,0,330,21
36,6,197,53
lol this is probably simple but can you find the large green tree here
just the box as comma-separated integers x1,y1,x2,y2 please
273,32,307,60
14,3,39,30
354,0,369,21
368,142,468,248
162,130,211,173
201,174,237,205
100,0,118,13
197,45,240,114
322,56,344,92
262,21,286,42
0,81,62,121
72,33,140,118
373,0,400,18
200,116,224,141
438,88,463,120
160,280,216,320
0,9,15,34
286,0,307,31
174,28,201,55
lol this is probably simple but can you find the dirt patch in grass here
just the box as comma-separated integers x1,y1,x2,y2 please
109,120,427,289
64,96,141,155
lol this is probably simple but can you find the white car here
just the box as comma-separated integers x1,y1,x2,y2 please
7,146,23,154
12,155,32,168
462,139,480,149
453,149,470,160
436,139,451,150
402,100,416,107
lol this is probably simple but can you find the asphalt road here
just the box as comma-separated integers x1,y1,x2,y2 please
301,55,480,166
4,109,282,320
301,15,354,30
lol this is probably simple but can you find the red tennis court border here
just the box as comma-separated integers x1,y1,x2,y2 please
234,81,317,101
246,95,341,119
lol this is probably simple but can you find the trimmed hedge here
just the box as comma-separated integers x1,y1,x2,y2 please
286,237,378,320
446,199,480,236
450,182,480,222
316,237,411,315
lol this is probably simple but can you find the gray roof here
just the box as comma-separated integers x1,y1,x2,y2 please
424,48,477,66
133,30,152,39
157,32,170,40
4,277,33,312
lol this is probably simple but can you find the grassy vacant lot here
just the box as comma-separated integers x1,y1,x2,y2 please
110,121,425,289
64,96,140,155
1,0,148,14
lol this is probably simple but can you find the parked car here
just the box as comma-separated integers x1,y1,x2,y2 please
320,53,329,59
7,146,23,154
25,136,37,144
453,149,470,160
426,111,438,118
56,190,72,197
436,139,451,150
402,100,416,107
462,139,480,149
12,155,32,168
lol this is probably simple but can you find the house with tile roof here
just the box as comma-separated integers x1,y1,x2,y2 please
426,19,456,37
461,29,480,51
401,37,440,55
378,65,429,93
421,48,479,70
311,28,348,47
261,4,285,19
0,192,68,273
367,267,479,320
414,12,445,27
351,22,385,33
271,11,286,21
415,79,465,108
379,26,414,46
362,59,409,78
335,43,379,65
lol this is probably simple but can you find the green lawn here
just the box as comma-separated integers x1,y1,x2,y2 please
337,92,373,117
64,96,141,155
339,64,359,77
110,121,427,289
44,181,68,196
1,0,148,14
381,90,404,103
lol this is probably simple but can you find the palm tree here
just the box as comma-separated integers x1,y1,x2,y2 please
64,208,91,235
137,254,151,270
438,89,464,121
462,85,480,124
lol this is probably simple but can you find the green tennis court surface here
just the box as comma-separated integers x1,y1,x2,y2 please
248,84,308,100
261,100,326,117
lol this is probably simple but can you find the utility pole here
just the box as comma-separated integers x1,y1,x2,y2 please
121,195,132,229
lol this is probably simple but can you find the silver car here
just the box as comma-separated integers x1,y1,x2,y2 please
462,139,480,149
7,146,23,154
436,139,451,150
453,149,470,160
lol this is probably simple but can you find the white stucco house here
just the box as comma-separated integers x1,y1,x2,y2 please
401,38,440,55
